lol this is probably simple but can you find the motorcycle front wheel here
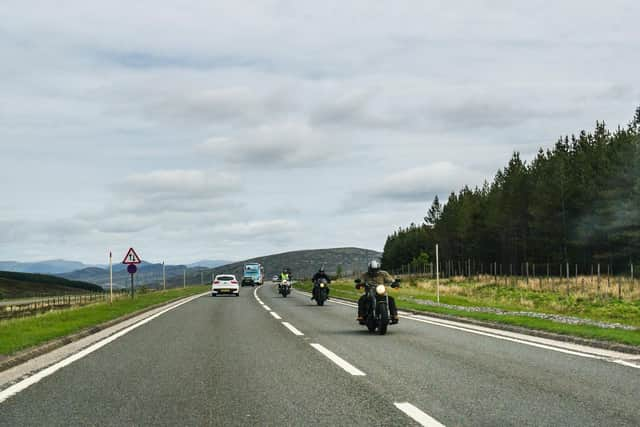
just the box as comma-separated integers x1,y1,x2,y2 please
377,303,389,335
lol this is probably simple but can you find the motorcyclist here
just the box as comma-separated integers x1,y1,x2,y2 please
311,266,331,300
356,260,398,324
280,269,290,282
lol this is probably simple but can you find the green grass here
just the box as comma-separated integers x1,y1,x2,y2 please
295,281,640,347
0,286,208,356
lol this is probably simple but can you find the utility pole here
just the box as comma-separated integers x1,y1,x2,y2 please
162,261,166,290
109,251,113,303
436,244,440,304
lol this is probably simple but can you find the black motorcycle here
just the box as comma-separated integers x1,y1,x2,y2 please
355,278,400,335
278,279,291,297
313,278,329,306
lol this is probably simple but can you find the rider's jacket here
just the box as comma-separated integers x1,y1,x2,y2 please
359,270,395,285
312,272,331,283
280,273,289,281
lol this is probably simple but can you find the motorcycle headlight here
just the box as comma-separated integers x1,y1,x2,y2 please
320,283,325,288
375,284,386,295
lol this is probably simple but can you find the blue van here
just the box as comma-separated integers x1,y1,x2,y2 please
241,263,264,287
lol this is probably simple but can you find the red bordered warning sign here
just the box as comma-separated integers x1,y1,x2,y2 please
122,247,142,264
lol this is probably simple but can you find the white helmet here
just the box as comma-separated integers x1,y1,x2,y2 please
368,260,381,272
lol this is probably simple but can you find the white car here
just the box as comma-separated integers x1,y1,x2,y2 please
211,274,239,297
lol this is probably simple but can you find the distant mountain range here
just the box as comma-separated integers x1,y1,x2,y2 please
0,259,231,276
0,260,98,275
56,248,381,289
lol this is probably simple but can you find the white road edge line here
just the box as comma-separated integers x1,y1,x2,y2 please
263,305,271,311
282,322,304,336
0,292,207,404
394,402,445,427
293,289,640,368
310,343,365,376
270,311,282,320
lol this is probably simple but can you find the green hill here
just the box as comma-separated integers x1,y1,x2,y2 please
0,271,104,299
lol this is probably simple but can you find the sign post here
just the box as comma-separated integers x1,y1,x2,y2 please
122,248,142,299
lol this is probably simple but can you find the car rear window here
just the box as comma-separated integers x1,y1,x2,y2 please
217,275,235,281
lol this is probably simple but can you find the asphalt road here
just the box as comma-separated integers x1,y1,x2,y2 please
1,283,639,426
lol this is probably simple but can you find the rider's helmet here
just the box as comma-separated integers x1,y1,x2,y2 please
368,260,381,273
319,266,325,273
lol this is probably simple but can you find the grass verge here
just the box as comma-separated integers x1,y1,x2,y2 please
295,281,640,347
0,286,208,356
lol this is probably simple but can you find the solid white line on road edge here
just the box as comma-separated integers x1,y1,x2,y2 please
613,359,640,369
0,292,207,404
282,322,304,336
394,402,445,427
263,305,271,311
310,343,365,376
319,294,640,367
270,311,282,320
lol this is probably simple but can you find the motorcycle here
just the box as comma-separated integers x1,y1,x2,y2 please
278,279,291,297
313,278,329,306
355,278,400,335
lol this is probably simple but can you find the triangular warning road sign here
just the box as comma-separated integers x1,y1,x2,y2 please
122,247,142,264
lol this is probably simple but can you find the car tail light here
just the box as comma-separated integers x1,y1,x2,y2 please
214,281,220,284
231,280,238,284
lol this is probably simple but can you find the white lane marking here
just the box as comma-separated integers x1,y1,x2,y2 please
394,402,445,427
282,322,304,336
263,305,271,311
0,292,206,404
613,359,640,369
318,294,640,366
310,343,365,376
270,311,282,320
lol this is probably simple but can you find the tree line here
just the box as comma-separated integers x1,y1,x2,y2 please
382,107,640,274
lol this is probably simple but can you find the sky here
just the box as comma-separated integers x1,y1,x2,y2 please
1,1,639,264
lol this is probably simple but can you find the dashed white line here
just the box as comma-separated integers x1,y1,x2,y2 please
282,322,304,336
270,311,282,320
0,292,207,404
310,343,365,376
263,305,271,311
394,402,445,427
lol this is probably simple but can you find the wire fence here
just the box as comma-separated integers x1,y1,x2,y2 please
390,260,640,301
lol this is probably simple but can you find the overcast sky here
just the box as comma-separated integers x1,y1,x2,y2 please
1,1,639,264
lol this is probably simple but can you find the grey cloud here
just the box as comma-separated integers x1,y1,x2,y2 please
343,162,487,213
120,169,240,198
197,122,339,167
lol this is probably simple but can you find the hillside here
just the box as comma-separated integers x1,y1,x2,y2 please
0,271,104,299
60,247,381,289
60,262,192,289
208,247,382,279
